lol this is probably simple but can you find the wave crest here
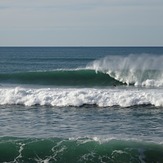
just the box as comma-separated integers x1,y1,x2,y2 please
87,54,163,87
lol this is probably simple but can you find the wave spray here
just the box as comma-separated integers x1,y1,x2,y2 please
87,54,163,87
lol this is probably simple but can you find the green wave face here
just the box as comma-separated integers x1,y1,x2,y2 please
0,137,163,163
0,70,123,87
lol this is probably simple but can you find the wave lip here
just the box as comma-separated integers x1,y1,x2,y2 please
87,54,163,87
0,87,163,107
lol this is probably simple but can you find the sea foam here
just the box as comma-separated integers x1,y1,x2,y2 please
0,87,163,107
86,54,163,87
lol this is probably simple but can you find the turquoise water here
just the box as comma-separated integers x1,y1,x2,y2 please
0,47,163,162
0,70,123,86
0,137,163,163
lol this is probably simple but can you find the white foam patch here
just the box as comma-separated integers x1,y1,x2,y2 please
0,87,163,107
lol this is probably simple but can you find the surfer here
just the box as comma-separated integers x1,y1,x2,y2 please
113,83,116,87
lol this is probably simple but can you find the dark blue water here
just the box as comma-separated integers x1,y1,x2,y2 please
0,47,163,73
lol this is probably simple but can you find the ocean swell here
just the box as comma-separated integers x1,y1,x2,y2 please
0,69,123,87
0,137,162,163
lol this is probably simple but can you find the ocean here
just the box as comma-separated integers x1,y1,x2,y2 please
0,47,163,163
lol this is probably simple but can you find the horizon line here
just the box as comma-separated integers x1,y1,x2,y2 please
0,45,163,48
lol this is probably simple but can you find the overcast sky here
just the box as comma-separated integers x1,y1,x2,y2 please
0,0,163,46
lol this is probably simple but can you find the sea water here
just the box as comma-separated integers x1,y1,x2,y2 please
0,47,163,163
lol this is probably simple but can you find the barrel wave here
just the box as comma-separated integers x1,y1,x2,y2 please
0,137,163,163
1,54,163,87
0,69,123,87
87,54,163,87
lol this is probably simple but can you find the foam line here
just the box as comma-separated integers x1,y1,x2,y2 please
0,87,163,107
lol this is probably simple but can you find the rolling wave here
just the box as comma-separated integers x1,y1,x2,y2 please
87,54,163,87
0,54,163,87
0,69,123,87
0,137,162,163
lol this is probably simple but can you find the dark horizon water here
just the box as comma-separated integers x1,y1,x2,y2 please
0,47,163,162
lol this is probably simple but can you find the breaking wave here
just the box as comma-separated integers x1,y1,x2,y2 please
0,87,163,107
87,54,163,87
0,54,163,88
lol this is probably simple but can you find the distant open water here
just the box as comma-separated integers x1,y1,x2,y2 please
0,47,163,163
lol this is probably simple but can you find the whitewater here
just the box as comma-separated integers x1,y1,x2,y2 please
87,53,163,87
0,86,163,107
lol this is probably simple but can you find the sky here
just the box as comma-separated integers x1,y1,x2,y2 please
0,0,163,46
